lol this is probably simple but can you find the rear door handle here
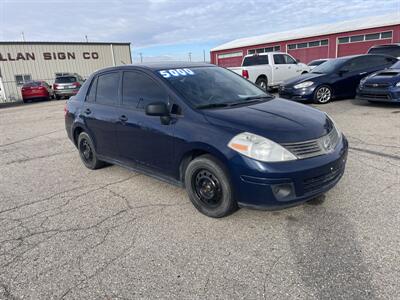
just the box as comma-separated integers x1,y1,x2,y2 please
84,108,91,115
119,115,128,122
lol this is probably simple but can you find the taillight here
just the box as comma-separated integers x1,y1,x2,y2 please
242,69,249,79
72,82,81,88
53,84,58,89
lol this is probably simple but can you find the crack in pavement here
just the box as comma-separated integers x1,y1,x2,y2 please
350,147,400,161
0,129,64,148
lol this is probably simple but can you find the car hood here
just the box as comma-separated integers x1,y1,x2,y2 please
364,68,400,84
282,72,326,87
202,98,332,143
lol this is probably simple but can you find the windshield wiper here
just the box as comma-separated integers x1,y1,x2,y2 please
241,95,274,101
196,103,230,109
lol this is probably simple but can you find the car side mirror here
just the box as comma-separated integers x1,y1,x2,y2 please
145,102,169,116
146,102,171,125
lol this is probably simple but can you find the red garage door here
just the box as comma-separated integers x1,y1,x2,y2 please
216,51,243,67
288,46,329,64
337,39,392,57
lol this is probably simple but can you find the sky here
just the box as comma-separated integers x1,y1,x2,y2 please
1,0,399,62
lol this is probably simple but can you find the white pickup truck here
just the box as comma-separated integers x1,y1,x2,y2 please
230,52,310,90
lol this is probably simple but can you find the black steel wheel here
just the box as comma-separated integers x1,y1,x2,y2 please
77,132,105,170
185,154,238,218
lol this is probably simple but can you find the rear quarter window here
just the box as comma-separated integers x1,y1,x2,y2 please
242,55,269,66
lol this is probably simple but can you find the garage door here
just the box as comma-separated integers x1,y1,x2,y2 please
216,51,243,67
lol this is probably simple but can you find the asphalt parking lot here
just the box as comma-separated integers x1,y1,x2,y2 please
0,98,399,299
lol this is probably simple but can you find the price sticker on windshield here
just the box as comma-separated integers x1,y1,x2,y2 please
159,69,195,78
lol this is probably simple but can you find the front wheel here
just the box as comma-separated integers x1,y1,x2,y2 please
313,85,332,104
184,155,238,218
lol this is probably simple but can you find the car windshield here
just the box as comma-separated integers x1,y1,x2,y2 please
311,59,344,74
308,60,326,66
390,61,400,69
156,66,273,109
55,76,77,83
23,81,41,87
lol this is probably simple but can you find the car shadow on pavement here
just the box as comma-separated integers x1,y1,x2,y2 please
285,196,375,299
350,98,400,109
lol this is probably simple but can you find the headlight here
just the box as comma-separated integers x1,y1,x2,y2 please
294,81,314,89
396,81,400,87
359,78,367,86
228,132,297,162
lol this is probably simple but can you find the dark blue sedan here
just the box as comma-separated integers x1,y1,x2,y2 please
279,54,397,104
357,61,400,103
65,62,348,218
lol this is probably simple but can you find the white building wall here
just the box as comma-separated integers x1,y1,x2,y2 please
0,42,131,102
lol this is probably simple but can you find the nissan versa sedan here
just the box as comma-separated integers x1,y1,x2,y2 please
65,63,348,218
357,60,400,103
279,54,397,104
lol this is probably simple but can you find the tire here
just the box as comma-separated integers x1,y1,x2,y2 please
255,77,268,91
55,94,61,100
313,85,332,104
184,154,238,218
77,132,105,170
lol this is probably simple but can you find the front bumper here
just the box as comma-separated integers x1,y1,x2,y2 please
357,85,400,102
229,136,348,209
278,85,316,101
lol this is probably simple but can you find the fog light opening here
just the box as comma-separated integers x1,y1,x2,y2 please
272,183,295,201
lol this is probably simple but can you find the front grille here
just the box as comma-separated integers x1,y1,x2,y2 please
282,127,340,159
303,164,344,194
359,93,390,100
364,83,391,88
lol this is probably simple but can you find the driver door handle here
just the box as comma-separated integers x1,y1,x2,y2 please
84,108,91,115
119,115,128,122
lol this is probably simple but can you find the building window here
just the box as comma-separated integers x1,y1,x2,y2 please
321,39,328,46
338,37,349,44
365,33,380,41
247,45,280,54
381,31,392,39
287,39,329,50
338,31,393,44
350,35,364,42
217,51,243,59
15,74,31,86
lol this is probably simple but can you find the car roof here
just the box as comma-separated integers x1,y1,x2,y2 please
370,43,400,48
91,62,215,75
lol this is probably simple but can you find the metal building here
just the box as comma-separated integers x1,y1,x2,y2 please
0,41,132,102
211,13,400,68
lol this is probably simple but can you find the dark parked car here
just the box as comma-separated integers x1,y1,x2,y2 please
21,80,54,103
357,60,400,103
307,58,331,70
279,54,398,104
367,44,400,59
65,63,348,218
54,74,84,99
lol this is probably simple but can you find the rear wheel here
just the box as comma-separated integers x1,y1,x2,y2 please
255,77,268,91
184,155,238,218
313,85,332,104
77,132,105,170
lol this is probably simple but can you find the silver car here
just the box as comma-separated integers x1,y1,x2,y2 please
53,74,85,100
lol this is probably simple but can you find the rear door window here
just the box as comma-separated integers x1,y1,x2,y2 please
242,55,269,66
122,71,167,109
273,54,286,65
96,72,120,105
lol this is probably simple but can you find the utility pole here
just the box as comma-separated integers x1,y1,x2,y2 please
188,52,192,62
203,49,206,62
21,32,25,41
85,35,88,42
139,52,143,63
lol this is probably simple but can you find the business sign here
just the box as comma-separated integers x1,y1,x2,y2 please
0,51,99,62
